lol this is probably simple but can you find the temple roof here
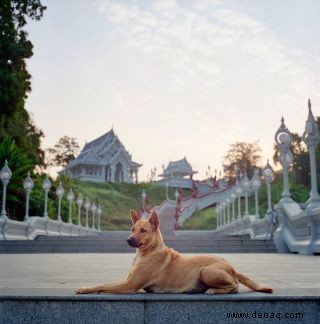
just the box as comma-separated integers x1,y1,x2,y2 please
82,128,116,152
64,128,141,169
160,157,197,177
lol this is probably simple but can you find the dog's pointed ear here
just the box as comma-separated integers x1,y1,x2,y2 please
130,210,140,225
149,211,159,230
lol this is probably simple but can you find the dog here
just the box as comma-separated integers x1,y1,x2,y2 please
76,210,273,294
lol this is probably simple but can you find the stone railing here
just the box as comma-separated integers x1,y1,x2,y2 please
216,100,320,254
0,161,103,240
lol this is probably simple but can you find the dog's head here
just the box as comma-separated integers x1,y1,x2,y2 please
127,210,160,250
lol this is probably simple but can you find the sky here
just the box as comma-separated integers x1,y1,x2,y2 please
25,0,320,181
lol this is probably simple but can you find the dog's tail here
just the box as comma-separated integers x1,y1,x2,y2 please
236,272,273,293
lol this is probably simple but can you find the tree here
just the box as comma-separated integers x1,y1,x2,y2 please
46,136,80,168
0,0,46,167
222,141,262,180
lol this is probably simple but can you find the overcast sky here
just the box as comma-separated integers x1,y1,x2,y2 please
25,0,320,180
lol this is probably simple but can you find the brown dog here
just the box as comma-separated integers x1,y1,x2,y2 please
76,210,273,294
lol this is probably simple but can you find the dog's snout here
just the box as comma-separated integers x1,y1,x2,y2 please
127,235,141,248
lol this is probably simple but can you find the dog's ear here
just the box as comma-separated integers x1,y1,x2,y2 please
130,210,140,224
149,211,159,230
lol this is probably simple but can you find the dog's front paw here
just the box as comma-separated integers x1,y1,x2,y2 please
75,287,91,294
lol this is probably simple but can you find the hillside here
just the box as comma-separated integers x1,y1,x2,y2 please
59,177,177,230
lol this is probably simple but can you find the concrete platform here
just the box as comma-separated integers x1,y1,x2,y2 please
0,253,319,323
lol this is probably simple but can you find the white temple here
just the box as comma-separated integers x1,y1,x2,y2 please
159,157,198,188
62,129,141,183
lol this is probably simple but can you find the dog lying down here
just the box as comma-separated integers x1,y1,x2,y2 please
76,210,273,295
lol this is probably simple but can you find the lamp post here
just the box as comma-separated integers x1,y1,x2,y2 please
91,202,97,230
42,176,51,219
76,194,83,226
251,169,261,219
141,189,146,211
56,182,64,222
165,180,169,200
97,205,102,232
226,198,231,223
230,192,236,222
84,198,90,228
302,99,320,208
242,173,250,216
0,160,12,219
215,205,220,228
67,189,75,224
235,183,243,219
263,160,274,214
23,172,34,222
222,202,226,226
275,117,293,202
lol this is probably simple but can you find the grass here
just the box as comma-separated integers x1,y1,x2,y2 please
56,177,178,230
181,207,217,230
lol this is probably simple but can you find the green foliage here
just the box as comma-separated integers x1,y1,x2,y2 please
181,207,217,230
0,0,46,168
222,141,262,180
46,136,80,168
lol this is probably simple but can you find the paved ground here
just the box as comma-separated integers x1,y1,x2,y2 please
0,253,319,297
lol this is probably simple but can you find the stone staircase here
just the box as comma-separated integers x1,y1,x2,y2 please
0,231,277,253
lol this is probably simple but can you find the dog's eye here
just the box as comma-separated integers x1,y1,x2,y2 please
131,227,134,232
140,228,147,233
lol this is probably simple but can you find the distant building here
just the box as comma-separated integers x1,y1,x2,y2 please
62,129,141,183
159,157,198,188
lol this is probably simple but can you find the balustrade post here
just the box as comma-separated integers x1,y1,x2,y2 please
275,117,293,202
42,176,51,219
263,160,274,215
84,198,90,228
76,194,84,226
302,99,320,208
97,205,102,232
91,202,97,230
23,172,34,222
0,160,12,219
242,173,250,216
251,169,261,219
56,182,64,222
67,189,75,224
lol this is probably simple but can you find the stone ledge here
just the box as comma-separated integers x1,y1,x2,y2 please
0,294,319,324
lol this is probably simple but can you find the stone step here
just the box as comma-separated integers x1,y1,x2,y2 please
0,294,317,324
0,232,277,253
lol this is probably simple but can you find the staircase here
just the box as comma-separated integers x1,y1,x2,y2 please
0,231,277,253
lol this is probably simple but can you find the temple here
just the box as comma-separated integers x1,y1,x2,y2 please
159,157,198,188
62,129,141,183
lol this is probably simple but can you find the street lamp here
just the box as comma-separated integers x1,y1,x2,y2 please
91,202,97,230
97,205,102,232
84,198,90,228
215,205,220,228
222,202,226,226
230,192,236,222
242,173,251,216
0,160,12,219
42,176,51,219
56,182,64,222
141,189,147,211
302,99,320,208
23,172,34,222
226,198,231,223
275,117,293,202
76,194,84,226
235,183,243,219
251,169,261,219
67,189,75,224
263,160,274,214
